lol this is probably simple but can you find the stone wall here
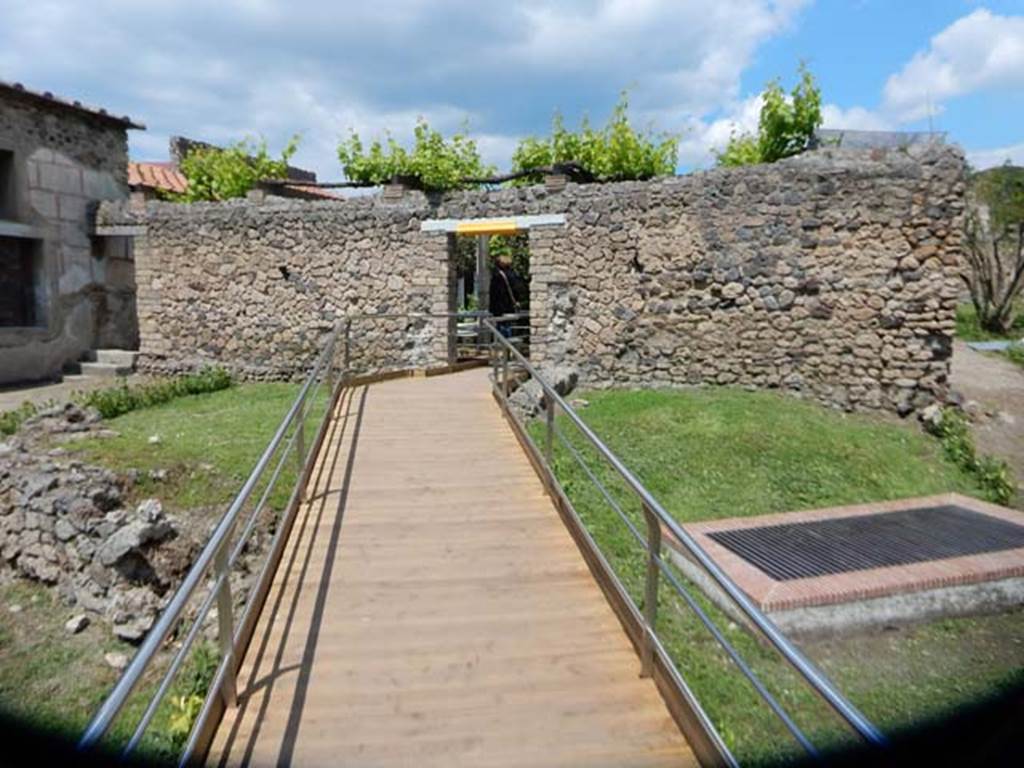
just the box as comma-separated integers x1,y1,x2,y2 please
100,195,453,379
97,144,965,412
0,91,136,385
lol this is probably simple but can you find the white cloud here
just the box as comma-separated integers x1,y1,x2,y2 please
0,0,810,177
967,142,1024,170
675,94,764,168
883,9,1024,122
820,104,891,132
673,96,895,169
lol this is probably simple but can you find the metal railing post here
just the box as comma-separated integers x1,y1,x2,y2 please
344,319,352,383
325,337,336,395
502,345,510,399
214,545,237,707
641,503,661,678
545,396,555,464
294,386,308,504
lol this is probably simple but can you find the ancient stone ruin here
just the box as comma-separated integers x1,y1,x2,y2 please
0,405,213,641
97,143,966,415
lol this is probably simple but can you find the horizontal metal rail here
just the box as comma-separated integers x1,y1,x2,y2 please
482,317,888,755
78,309,525,762
78,325,342,753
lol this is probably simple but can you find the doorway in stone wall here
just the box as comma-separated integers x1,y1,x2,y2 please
422,214,565,362
453,230,530,359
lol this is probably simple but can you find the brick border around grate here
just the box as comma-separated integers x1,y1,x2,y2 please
669,494,1024,612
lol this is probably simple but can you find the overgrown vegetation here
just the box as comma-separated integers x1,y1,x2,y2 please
165,643,219,749
78,367,233,419
962,163,1024,334
1004,343,1024,369
529,388,1022,763
510,92,678,183
716,64,823,167
337,119,493,190
955,301,1024,341
1,368,234,438
923,407,1015,505
0,401,41,436
172,136,300,202
0,581,220,761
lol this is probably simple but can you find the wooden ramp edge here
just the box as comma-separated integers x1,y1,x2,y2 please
207,368,698,767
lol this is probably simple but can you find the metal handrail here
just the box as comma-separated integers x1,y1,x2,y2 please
78,323,343,755
482,317,888,756
77,310,522,761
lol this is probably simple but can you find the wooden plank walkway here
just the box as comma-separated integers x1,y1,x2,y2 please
208,368,696,767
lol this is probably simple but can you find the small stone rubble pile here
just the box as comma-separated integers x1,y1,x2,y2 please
0,403,199,642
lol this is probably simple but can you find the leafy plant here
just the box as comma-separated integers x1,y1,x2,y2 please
1005,343,1024,368
166,642,219,747
510,92,678,183
337,119,493,191
0,401,39,436
78,367,233,419
924,407,1015,505
962,164,1024,334
173,136,300,202
716,64,822,167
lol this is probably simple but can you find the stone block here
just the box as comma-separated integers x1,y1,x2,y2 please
29,189,58,218
58,195,88,222
38,163,83,195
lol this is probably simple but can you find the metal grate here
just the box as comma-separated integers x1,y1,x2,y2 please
708,505,1024,582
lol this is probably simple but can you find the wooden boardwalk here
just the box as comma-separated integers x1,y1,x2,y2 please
209,369,696,767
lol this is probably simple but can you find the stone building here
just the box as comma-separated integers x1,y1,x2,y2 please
0,80,142,385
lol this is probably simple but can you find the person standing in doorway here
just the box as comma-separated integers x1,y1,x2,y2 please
489,254,523,338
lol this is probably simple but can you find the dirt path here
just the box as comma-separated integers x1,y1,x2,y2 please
950,341,1024,494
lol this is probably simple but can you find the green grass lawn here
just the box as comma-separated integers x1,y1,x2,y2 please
530,387,1024,765
955,302,1024,342
0,580,218,762
1004,343,1024,370
66,382,329,513
1,381,331,758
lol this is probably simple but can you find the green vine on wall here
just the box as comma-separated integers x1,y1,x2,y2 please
510,92,678,184
337,119,493,191
716,64,823,167
172,136,300,202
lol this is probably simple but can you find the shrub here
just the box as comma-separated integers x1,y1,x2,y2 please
337,119,493,191
79,367,233,419
510,92,678,183
1005,343,1024,368
716,64,822,167
925,407,1015,505
0,401,40,436
173,137,300,202
166,642,219,748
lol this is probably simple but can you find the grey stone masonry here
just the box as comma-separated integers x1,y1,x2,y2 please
1,85,137,385
96,144,966,413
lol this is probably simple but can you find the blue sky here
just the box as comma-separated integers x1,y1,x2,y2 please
1,1,1022,178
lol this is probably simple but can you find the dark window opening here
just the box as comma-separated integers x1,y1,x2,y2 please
0,237,43,327
0,149,15,220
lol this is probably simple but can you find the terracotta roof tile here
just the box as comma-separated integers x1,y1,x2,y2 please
128,162,188,194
